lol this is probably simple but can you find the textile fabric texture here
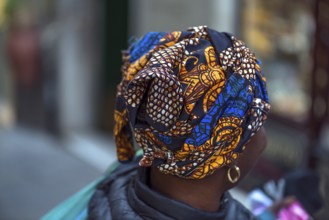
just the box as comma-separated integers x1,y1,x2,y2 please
114,26,270,179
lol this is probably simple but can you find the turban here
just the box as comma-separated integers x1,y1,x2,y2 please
114,26,270,179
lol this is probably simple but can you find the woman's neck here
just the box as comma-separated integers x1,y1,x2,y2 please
149,167,227,212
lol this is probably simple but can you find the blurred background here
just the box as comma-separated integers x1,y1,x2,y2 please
0,0,328,219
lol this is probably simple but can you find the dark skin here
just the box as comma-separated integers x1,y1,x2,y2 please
150,127,268,212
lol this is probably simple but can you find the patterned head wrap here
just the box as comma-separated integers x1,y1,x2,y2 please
114,26,270,179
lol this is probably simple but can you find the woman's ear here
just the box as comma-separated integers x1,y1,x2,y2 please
239,127,267,175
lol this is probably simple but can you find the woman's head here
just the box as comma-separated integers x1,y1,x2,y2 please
114,26,270,180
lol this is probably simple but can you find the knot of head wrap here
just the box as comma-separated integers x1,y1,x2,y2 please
114,26,270,179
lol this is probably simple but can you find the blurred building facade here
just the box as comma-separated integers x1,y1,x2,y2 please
0,0,108,133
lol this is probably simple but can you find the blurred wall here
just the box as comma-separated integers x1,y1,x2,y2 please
129,0,239,37
55,0,103,133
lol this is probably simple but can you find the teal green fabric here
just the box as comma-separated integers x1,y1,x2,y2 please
40,162,119,220
257,210,276,220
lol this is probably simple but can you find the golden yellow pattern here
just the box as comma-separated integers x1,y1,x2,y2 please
179,46,226,115
125,54,149,81
114,110,135,161
159,31,181,47
176,117,242,179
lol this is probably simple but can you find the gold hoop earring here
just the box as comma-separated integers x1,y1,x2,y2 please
227,164,241,183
